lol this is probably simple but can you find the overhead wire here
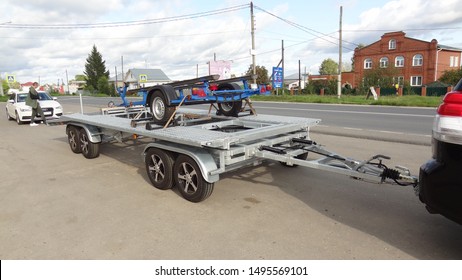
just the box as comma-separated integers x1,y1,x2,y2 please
0,4,249,29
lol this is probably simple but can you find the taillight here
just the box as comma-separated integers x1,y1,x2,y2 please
433,92,462,145
209,84,218,91
437,92,462,116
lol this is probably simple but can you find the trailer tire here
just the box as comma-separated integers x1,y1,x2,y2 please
67,126,81,154
217,83,242,117
173,155,214,202
218,101,242,117
79,128,100,159
145,148,174,190
150,91,175,125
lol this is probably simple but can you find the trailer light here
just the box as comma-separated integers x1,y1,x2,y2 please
260,85,266,93
209,84,218,91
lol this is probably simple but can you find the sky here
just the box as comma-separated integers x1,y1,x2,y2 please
1,0,462,85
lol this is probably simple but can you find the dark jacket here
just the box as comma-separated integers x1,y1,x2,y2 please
25,86,39,109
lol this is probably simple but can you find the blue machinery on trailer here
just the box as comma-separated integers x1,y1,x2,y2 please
115,74,271,125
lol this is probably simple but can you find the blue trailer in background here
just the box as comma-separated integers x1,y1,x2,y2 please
116,74,271,125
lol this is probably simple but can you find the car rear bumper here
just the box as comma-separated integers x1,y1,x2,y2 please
419,140,462,225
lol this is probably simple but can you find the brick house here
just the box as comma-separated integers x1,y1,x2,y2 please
350,31,462,88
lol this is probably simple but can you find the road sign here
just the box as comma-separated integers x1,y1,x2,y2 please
139,74,147,83
6,74,15,83
272,67,283,89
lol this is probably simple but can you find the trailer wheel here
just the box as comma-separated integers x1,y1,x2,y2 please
79,128,100,159
280,152,308,167
67,126,81,154
218,101,242,117
150,91,175,125
173,155,214,202
145,148,174,190
217,83,242,117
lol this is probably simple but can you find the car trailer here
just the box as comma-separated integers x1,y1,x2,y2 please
114,74,267,125
58,105,419,202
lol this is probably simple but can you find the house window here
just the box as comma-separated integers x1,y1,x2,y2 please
450,56,459,67
395,56,404,67
389,39,396,50
413,54,423,66
379,57,389,68
411,76,422,86
364,58,372,69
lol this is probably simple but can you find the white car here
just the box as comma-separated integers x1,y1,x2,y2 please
6,91,63,124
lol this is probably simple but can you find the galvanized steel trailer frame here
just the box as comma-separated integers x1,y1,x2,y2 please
61,108,418,202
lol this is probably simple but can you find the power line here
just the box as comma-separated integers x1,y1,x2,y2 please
0,4,249,29
253,5,357,52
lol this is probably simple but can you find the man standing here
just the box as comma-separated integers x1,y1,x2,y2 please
26,82,47,126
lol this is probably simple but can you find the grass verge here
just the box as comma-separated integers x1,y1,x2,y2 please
251,94,442,107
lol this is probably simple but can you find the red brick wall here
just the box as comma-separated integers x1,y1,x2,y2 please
351,31,461,88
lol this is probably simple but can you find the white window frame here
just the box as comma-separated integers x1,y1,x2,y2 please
379,57,389,68
412,54,423,66
364,58,372,69
395,56,404,67
389,39,396,50
411,76,422,86
451,56,459,67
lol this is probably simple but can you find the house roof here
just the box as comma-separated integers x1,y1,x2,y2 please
125,68,171,82
438,44,462,52
108,72,125,82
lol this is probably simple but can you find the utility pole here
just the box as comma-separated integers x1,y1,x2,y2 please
114,66,118,93
282,40,284,92
0,73,3,96
121,56,124,83
298,60,301,93
337,6,343,99
65,69,70,94
250,2,256,84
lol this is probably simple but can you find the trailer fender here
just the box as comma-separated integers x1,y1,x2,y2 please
66,123,102,143
146,85,177,106
143,142,219,183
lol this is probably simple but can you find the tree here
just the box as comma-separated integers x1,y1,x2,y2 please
75,74,86,81
97,76,111,95
2,79,10,95
245,65,269,85
439,68,462,85
84,45,109,91
359,65,399,94
319,58,339,75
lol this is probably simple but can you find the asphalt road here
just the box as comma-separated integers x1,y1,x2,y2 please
1,100,461,260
